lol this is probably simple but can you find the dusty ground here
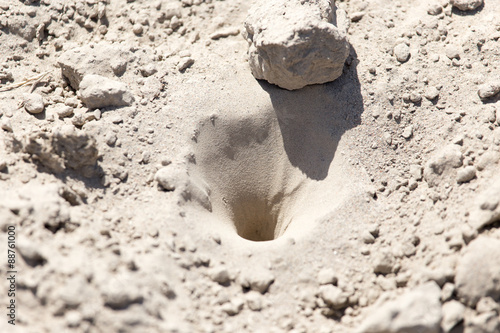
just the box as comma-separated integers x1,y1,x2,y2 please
1,0,500,332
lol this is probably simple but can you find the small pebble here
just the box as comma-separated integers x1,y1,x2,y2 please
106,133,118,146
178,58,195,72
457,166,476,184
445,45,461,60
246,292,262,311
368,224,380,237
240,268,274,294
427,4,443,15
450,0,483,11
55,105,74,118
111,116,123,124
64,97,79,108
394,43,410,63
402,125,413,139
373,250,395,274
319,285,348,310
478,82,500,100
209,266,231,285
318,268,338,285
409,93,422,104
424,86,440,100
132,24,143,35
441,300,465,332
141,64,157,77
350,11,365,22
1,118,12,132
362,230,375,244
23,93,45,114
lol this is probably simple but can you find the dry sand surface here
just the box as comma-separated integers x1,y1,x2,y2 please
0,0,500,332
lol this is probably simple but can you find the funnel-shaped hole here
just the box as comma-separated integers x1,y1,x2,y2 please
228,196,284,241
188,113,301,242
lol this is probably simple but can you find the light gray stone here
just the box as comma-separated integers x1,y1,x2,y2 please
318,268,338,285
243,0,349,90
394,43,411,63
457,166,476,184
424,86,440,100
373,249,395,274
424,145,463,187
246,291,263,311
154,165,188,191
476,151,500,171
102,280,143,310
450,0,483,11
441,300,465,332
445,45,461,60
468,179,500,230
222,298,244,316
465,311,500,333
319,285,348,309
58,43,132,90
356,282,442,333
240,268,274,294
79,75,134,109
456,237,500,306
17,240,47,267
478,82,500,100
209,266,231,285
23,93,44,114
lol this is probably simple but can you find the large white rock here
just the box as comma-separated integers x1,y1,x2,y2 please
356,282,442,333
243,0,350,90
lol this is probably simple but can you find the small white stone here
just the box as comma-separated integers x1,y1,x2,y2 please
154,165,187,191
456,237,500,306
178,58,194,72
456,166,476,184
478,82,500,100
427,4,443,15
240,268,275,294
394,43,411,63
424,86,440,100
209,266,231,285
402,125,413,139
222,298,244,316
246,291,263,311
445,45,461,60
318,268,338,285
23,93,45,114
372,250,395,275
441,300,465,332
319,285,348,310
450,0,483,11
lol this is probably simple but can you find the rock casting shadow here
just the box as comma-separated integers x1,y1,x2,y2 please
260,51,364,180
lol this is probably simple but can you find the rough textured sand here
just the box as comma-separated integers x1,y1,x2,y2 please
1,0,500,332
